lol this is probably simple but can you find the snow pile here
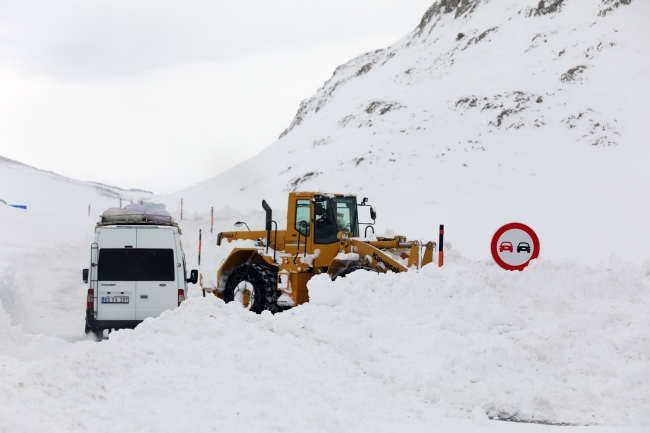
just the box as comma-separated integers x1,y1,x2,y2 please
0,253,648,431
0,204,97,335
101,206,173,223
305,258,650,425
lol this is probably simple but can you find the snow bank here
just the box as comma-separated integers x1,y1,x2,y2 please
0,254,648,431
304,257,650,425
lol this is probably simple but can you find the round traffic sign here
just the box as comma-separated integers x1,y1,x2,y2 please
491,223,539,271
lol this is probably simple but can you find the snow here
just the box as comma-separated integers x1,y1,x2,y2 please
1,202,649,430
0,155,152,216
1,0,649,431
335,252,361,261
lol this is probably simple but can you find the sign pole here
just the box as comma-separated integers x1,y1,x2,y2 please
438,224,444,267
198,229,202,266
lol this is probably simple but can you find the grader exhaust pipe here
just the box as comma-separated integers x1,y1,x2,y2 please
261,200,277,261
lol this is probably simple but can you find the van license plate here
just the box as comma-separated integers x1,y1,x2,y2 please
102,296,129,304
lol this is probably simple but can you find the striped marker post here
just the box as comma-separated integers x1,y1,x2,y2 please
181,198,183,221
88,205,91,217
438,224,444,267
210,207,214,234
198,229,202,266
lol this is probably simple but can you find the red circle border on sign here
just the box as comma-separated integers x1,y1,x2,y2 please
491,223,540,271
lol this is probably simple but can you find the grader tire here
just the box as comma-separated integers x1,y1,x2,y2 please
336,266,379,279
223,263,281,314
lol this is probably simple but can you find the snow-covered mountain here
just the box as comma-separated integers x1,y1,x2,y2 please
0,155,153,215
163,0,649,264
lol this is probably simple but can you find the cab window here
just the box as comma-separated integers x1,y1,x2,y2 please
295,200,311,236
314,196,359,244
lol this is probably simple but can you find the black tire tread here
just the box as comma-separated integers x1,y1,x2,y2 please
223,263,281,314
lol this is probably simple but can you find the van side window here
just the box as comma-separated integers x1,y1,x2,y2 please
295,200,311,236
98,249,175,282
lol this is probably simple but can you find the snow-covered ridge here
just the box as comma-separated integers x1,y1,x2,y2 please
1,155,153,215
163,0,648,265
280,0,633,141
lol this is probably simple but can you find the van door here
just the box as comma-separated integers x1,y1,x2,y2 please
135,228,177,320
96,228,137,321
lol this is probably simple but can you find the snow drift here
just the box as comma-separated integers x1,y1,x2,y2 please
0,249,648,431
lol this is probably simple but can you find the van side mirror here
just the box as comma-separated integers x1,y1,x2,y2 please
82,269,89,284
370,206,377,221
188,269,199,284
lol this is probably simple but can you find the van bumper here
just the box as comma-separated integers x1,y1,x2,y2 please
86,310,143,331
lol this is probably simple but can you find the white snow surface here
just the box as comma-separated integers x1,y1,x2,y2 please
1,204,650,431
162,0,649,265
0,155,152,215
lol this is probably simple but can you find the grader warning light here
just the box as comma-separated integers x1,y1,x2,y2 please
203,192,438,313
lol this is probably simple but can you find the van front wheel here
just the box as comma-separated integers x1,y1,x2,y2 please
223,264,280,314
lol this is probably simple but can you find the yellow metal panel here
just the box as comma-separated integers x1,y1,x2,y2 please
216,248,271,290
350,240,409,273
407,241,421,269
422,241,436,267
289,272,313,306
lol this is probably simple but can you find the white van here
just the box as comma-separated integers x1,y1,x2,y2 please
83,213,197,340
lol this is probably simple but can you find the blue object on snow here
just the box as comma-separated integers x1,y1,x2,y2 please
9,205,27,210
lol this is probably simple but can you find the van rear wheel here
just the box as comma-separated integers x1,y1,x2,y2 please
224,263,280,314
85,326,103,341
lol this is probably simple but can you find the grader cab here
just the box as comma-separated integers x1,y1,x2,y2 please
202,192,437,313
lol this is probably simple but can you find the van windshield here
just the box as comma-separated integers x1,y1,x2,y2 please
98,249,175,281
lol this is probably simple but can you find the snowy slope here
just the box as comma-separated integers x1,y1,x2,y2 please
163,0,649,264
0,155,153,215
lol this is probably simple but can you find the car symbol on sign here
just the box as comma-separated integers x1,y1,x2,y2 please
517,242,531,253
499,242,513,252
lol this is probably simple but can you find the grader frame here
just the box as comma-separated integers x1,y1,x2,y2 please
202,192,436,311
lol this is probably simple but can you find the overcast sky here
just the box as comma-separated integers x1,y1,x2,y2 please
0,0,433,194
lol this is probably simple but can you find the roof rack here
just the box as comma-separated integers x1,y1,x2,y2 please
95,216,181,234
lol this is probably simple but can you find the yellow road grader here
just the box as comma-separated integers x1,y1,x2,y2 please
201,192,437,313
